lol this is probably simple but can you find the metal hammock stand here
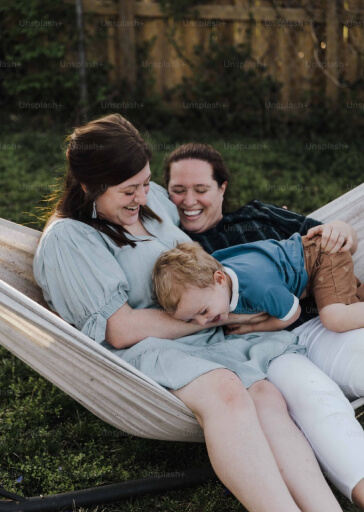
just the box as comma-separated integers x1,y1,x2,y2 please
0,466,218,511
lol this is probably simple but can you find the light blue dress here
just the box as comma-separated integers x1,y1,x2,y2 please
33,182,305,389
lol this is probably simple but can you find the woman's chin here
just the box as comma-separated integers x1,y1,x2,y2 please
180,216,205,233
119,214,141,228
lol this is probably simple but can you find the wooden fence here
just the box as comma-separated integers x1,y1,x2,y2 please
65,0,364,106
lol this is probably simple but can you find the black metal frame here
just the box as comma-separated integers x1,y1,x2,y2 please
0,466,218,511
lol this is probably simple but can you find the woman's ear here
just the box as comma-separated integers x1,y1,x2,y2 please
80,183,87,194
220,181,228,196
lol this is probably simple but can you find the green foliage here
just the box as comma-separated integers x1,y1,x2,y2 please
157,0,202,20
90,36,172,133
1,0,363,138
210,135,362,215
0,128,65,229
0,0,79,121
0,126,363,230
0,0,112,125
173,37,281,136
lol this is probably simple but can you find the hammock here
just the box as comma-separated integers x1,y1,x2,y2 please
1,184,364,444
0,186,363,510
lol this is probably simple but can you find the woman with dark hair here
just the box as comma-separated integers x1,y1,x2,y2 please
164,142,364,508
34,114,346,512
163,143,231,235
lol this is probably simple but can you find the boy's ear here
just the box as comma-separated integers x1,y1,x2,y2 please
214,270,226,285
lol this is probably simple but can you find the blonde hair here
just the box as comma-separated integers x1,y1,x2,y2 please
152,242,223,314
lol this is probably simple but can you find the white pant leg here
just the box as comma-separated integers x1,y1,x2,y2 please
267,353,364,500
293,317,364,399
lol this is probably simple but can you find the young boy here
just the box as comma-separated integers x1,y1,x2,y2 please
152,233,364,334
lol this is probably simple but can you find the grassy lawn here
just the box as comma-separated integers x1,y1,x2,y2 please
0,126,362,229
0,125,363,511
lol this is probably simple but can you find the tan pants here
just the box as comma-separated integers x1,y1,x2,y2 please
301,235,364,312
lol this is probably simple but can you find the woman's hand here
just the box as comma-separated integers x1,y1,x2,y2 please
306,220,358,255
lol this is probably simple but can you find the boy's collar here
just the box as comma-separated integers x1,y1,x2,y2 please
223,266,239,312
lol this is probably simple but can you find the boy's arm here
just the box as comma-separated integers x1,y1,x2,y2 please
225,305,301,335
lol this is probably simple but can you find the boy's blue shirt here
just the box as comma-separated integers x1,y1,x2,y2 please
212,233,309,321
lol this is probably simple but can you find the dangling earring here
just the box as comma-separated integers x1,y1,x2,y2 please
92,201,97,219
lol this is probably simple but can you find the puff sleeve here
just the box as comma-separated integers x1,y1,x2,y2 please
33,219,130,343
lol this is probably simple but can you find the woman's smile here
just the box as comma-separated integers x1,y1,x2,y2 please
168,159,226,233
95,164,150,227
182,208,203,219
124,205,140,214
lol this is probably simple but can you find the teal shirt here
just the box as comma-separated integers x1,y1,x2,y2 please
213,234,308,321
33,182,304,390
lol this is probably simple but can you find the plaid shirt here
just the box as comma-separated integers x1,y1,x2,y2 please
187,199,322,253
186,200,322,328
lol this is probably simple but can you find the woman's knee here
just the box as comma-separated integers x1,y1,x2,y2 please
205,369,253,411
268,354,354,427
249,380,288,416
173,369,255,421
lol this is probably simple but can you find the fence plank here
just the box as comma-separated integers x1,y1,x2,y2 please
64,0,325,22
62,0,362,105
118,0,136,86
325,0,340,106
107,23,117,83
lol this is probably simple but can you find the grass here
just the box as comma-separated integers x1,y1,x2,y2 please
0,124,362,229
0,124,363,511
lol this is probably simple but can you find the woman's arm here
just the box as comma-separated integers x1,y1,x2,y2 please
256,202,357,254
106,304,270,349
106,303,207,348
306,220,358,255
225,306,301,335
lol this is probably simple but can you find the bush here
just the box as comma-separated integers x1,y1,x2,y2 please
0,0,79,123
173,37,281,137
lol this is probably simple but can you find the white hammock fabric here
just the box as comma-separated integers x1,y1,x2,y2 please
0,184,363,442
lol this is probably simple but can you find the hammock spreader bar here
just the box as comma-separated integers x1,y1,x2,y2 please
0,466,218,512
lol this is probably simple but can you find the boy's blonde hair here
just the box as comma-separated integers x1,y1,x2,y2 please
152,242,224,314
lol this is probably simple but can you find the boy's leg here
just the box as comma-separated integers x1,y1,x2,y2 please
302,235,363,331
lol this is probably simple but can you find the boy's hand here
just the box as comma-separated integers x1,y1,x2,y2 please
306,220,357,255
226,306,301,335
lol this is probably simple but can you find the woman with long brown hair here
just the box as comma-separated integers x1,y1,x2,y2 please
34,114,344,512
